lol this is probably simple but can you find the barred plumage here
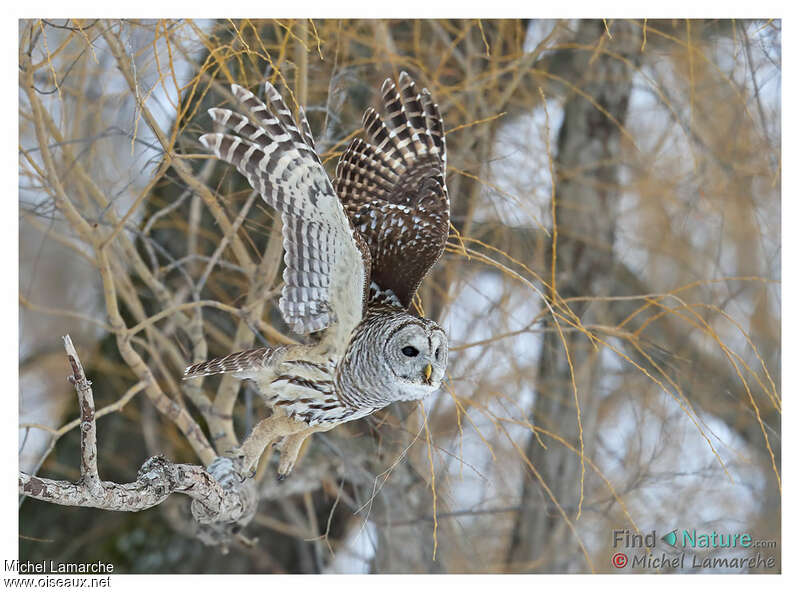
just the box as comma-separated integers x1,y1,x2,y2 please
200,83,369,337
186,73,450,477
184,347,283,379
335,72,449,307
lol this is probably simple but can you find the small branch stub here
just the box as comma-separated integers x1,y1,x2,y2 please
63,335,101,493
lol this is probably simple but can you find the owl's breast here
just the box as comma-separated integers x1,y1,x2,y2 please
262,356,367,426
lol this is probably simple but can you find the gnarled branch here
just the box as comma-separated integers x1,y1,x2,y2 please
18,335,257,547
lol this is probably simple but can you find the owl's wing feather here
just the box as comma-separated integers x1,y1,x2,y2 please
184,347,283,379
200,83,370,338
335,72,449,308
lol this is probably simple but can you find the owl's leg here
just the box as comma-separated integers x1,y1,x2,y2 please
276,429,313,480
277,425,335,479
234,413,307,472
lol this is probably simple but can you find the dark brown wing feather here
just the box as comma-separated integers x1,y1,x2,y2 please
334,72,449,308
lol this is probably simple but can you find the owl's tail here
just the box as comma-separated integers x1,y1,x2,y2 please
183,347,281,379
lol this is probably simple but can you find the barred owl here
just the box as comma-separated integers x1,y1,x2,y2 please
185,72,450,478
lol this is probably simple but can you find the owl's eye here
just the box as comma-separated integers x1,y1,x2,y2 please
401,346,419,357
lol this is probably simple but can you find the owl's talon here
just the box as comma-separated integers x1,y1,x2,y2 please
276,473,287,482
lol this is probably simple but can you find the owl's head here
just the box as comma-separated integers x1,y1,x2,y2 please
336,310,449,410
382,316,448,401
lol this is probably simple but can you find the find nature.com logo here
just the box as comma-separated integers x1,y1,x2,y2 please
610,529,777,571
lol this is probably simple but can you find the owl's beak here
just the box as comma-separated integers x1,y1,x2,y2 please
423,363,433,384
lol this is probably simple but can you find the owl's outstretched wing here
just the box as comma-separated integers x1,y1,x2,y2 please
335,72,449,309
199,83,370,338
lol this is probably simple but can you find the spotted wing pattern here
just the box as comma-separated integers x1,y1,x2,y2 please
199,83,370,338
335,72,449,308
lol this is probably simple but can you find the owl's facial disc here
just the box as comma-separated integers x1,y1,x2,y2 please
385,320,448,400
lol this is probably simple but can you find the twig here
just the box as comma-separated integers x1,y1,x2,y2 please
19,381,147,438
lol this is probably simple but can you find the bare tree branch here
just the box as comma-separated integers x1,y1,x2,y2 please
19,335,257,546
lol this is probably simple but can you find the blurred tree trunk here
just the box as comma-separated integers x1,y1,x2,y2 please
506,20,640,572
